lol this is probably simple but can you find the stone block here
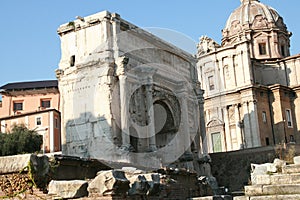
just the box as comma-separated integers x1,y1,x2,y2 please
250,196,273,200
273,158,286,172
213,195,233,200
147,173,161,196
128,175,150,195
251,174,270,185
262,184,300,195
125,170,161,196
233,196,250,200
190,197,214,200
244,185,263,196
48,180,88,199
269,174,295,185
251,163,276,176
282,164,300,174
0,154,32,174
0,154,50,193
0,154,49,189
88,170,130,196
294,156,300,164
290,173,300,184
190,196,233,200
250,194,300,200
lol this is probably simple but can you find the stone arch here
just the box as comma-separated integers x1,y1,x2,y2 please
153,100,178,149
206,118,224,128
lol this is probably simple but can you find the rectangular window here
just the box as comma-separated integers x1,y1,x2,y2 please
70,55,75,67
281,45,285,57
286,109,293,127
36,117,42,126
41,99,51,108
259,43,267,55
208,75,215,91
211,132,222,153
262,111,267,123
290,135,295,143
13,102,23,111
260,92,264,97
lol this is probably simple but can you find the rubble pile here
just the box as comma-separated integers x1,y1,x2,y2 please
0,173,33,197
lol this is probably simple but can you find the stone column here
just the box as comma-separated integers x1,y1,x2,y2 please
178,91,192,154
116,56,131,151
119,75,131,150
145,82,156,151
231,56,238,87
234,104,243,148
196,87,207,155
55,69,66,152
110,13,121,58
223,107,232,151
248,100,261,147
242,101,252,148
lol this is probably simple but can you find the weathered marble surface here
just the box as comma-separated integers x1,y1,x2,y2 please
57,10,205,169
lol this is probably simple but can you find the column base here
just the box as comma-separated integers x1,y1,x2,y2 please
147,145,157,152
119,144,134,152
179,151,194,162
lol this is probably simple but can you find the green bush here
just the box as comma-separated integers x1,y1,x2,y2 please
0,125,43,156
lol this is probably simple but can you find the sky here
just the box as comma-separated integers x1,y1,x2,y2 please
0,0,299,86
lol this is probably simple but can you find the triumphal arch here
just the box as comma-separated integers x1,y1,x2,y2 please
56,11,205,168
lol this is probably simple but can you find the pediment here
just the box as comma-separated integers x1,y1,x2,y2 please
253,32,269,39
207,119,224,128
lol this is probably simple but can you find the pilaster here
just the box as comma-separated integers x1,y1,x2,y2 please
116,56,131,151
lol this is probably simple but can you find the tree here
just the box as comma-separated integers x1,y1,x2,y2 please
0,124,43,156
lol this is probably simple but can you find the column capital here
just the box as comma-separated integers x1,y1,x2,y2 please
248,99,257,104
222,106,228,111
242,101,248,105
115,56,129,76
233,103,238,107
55,69,64,80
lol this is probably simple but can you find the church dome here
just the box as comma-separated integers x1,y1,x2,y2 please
222,0,288,46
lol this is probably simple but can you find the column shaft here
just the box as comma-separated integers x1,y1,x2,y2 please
145,84,156,151
223,107,232,151
180,93,191,153
119,75,131,148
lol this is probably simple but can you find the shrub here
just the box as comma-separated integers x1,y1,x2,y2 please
0,124,43,156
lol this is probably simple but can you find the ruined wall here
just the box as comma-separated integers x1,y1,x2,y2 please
210,146,277,192
209,144,300,192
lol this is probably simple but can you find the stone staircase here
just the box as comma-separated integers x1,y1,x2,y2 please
234,157,300,200
191,157,300,200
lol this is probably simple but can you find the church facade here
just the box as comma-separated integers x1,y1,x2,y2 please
197,0,300,153
56,11,205,168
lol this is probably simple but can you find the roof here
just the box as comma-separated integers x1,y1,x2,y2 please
223,0,285,39
0,80,58,91
0,108,60,121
